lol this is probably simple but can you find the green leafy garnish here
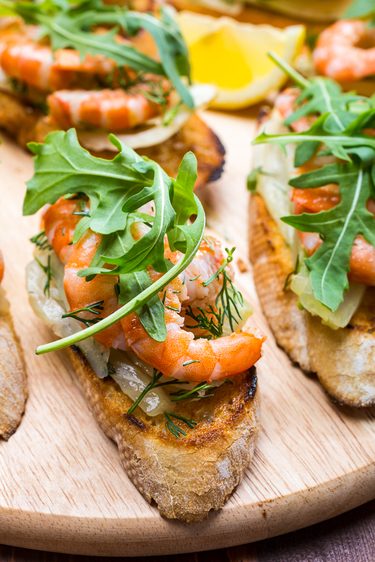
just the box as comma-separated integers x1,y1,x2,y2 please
170,381,214,401
253,53,375,312
286,163,375,310
23,128,205,354
35,255,54,298
62,300,104,328
342,0,375,19
164,411,197,439
0,0,194,108
30,230,52,251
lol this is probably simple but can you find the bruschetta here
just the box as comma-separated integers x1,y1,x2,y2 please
250,59,375,407
0,0,224,187
24,128,264,522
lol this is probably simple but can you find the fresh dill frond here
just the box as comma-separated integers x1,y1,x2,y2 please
72,199,89,216
62,301,104,328
30,231,52,251
185,305,222,339
164,411,197,439
127,369,189,415
170,381,214,402
107,361,116,375
140,79,173,114
35,255,54,298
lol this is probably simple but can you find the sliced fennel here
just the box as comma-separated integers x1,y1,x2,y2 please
290,264,366,329
222,298,253,336
253,109,298,250
77,84,217,152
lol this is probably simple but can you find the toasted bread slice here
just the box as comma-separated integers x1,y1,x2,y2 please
0,289,27,439
250,193,375,407
68,345,259,523
0,91,225,188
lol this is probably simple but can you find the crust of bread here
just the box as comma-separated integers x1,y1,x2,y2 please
0,291,27,439
0,91,225,188
67,345,260,523
250,193,375,408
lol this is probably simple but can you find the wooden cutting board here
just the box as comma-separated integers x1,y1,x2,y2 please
0,107,375,557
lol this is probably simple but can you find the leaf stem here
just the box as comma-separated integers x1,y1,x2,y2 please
268,50,310,89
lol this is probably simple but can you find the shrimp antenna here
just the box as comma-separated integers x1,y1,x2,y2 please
268,50,310,90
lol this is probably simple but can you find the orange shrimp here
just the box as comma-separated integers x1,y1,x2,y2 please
313,20,375,81
63,230,122,349
43,197,87,264
274,87,311,133
0,24,130,92
43,197,122,348
121,241,265,383
47,88,162,131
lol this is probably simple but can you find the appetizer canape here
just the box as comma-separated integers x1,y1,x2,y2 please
24,129,265,522
0,0,224,187
250,54,375,407
0,250,27,439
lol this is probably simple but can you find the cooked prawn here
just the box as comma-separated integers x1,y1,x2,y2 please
0,24,134,92
43,197,87,264
47,88,162,131
313,20,375,81
64,230,122,349
274,87,312,133
43,197,122,348
121,240,265,382
44,197,265,378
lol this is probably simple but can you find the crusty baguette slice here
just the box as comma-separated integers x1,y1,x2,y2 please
68,345,259,523
0,91,225,188
250,193,375,407
0,289,27,439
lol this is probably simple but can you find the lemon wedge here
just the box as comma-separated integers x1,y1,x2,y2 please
176,11,305,109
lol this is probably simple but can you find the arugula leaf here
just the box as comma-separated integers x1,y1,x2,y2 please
24,129,176,274
254,109,375,164
0,0,194,108
23,128,205,353
119,271,167,342
342,0,375,19
168,151,198,251
284,163,375,311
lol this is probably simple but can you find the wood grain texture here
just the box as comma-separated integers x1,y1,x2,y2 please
0,109,375,556
1,497,375,560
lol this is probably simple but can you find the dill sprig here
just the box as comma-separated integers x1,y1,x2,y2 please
62,301,104,328
30,231,52,251
170,381,214,402
35,255,53,298
127,369,189,415
185,305,222,339
164,411,197,439
190,247,244,337
140,79,173,114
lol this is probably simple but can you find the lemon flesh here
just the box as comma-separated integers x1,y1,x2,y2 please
177,12,305,109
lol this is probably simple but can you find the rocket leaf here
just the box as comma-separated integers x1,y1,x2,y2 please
284,163,375,311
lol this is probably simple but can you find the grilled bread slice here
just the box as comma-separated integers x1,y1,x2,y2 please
68,345,259,523
0,91,225,189
250,193,375,407
0,289,27,439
